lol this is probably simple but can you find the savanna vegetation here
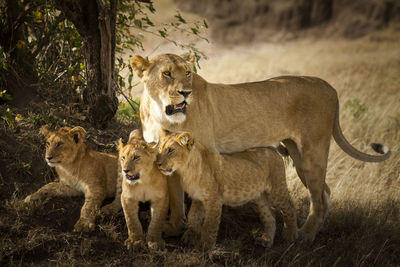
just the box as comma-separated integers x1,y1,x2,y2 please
1,0,399,266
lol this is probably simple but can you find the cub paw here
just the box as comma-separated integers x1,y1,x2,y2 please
147,240,165,251
73,219,95,232
125,238,145,251
181,228,200,247
282,227,298,243
194,238,215,252
101,202,121,216
254,232,274,248
24,194,40,203
163,221,185,237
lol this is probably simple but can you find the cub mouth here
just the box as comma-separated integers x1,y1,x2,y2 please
165,101,186,116
159,168,173,176
126,173,140,182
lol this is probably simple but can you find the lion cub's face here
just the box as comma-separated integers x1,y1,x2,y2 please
118,137,157,185
157,132,194,176
130,53,195,124
40,126,86,167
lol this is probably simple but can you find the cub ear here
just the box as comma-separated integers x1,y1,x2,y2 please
128,129,142,143
178,132,194,150
69,126,86,144
181,52,196,66
130,55,150,78
40,125,51,137
116,138,124,151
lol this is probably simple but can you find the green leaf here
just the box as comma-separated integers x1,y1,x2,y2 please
174,12,186,24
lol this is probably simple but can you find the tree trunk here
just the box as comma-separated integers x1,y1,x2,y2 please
52,0,118,129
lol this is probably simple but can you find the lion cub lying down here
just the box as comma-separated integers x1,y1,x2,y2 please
24,126,118,232
118,130,169,251
157,132,298,251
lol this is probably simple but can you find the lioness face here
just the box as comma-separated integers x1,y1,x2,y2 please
118,140,157,185
40,126,86,167
157,132,194,176
130,53,195,124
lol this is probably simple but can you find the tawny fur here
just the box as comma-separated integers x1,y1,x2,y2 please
24,126,118,232
157,132,298,251
118,130,169,251
130,53,391,242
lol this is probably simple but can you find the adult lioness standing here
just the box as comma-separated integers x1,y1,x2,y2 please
130,53,391,243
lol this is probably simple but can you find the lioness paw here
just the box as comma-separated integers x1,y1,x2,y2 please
73,219,95,232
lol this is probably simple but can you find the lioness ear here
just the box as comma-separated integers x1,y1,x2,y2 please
69,126,86,144
40,125,51,137
178,132,194,150
128,129,142,143
130,55,150,78
181,52,196,66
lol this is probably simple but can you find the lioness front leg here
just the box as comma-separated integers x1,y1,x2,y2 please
181,199,204,247
147,195,169,251
196,198,222,252
164,173,186,236
122,196,145,250
24,182,81,203
74,191,105,232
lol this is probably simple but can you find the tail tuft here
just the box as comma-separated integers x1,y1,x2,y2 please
371,143,389,154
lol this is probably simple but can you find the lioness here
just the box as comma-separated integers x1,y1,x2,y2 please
24,126,118,232
130,53,391,243
157,131,298,251
118,130,169,251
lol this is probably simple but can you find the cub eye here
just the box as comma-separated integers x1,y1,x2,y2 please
186,71,191,77
133,156,140,161
56,142,63,147
163,71,172,78
46,142,50,147
167,148,174,155
121,156,125,161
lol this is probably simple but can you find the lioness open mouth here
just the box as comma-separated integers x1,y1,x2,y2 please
165,101,186,115
126,173,140,182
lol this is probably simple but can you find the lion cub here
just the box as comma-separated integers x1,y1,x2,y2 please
24,126,118,232
118,130,169,251
157,132,298,251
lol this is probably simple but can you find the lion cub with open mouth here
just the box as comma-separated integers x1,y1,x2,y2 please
24,126,118,232
118,130,169,251
157,132,298,251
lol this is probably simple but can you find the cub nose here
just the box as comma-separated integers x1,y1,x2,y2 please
156,162,162,167
46,156,53,161
178,90,191,98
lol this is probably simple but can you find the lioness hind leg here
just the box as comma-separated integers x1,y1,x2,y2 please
254,193,276,248
164,173,186,236
296,140,330,244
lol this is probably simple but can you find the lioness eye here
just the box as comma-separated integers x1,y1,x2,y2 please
133,156,140,161
56,142,63,147
167,148,174,155
163,71,172,78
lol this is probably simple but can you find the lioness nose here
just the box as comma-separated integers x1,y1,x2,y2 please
46,156,53,161
124,169,130,174
178,90,191,98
